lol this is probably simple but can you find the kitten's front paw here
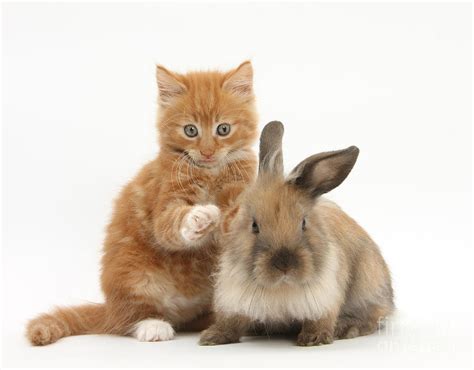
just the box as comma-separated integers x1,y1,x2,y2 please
180,204,220,243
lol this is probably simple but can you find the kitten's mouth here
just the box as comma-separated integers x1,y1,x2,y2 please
200,157,216,163
183,152,220,168
195,159,219,168
197,158,218,166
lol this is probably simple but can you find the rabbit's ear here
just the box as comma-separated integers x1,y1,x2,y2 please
287,146,359,197
258,121,284,178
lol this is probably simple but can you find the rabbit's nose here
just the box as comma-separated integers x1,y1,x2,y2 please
271,248,298,273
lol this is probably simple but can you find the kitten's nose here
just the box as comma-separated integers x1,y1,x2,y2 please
271,247,298,273
200,149,215,159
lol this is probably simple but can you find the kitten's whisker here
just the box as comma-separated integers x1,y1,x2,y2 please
226,160,239,183
221,158,232,182
230,161,244,182
187,156,200,188
176,155,188,193
235,161,251,182
171,152,187,192
170,153,184,191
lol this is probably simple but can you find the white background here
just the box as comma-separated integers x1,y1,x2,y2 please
2,2,472,368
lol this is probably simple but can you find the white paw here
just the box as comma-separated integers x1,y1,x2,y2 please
180,204,220,243
132,319,175,342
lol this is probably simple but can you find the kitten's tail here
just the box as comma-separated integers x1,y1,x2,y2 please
26,303,107,346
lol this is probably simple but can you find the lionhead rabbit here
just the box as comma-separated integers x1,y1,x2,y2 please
200,121,394,346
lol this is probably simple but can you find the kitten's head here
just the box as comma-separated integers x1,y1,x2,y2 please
156,62,258,168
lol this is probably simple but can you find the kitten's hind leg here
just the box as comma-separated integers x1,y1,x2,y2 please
131,318,175,342
102,301,175,342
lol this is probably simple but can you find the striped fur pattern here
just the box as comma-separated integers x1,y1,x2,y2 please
26,62,258,345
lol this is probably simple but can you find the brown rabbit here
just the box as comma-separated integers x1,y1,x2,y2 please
199,121,394,346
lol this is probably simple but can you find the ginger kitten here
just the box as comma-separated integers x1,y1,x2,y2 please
26,61,258,345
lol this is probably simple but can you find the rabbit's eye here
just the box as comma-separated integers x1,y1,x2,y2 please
302,218,307,231
252,219,260,234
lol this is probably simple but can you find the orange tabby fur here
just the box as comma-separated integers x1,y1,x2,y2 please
26,62,258,345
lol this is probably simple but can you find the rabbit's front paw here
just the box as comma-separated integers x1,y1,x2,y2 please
199,327,240,346
180,204,220,243
297,330,334,346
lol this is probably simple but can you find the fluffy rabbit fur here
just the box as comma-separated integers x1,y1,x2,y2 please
200,121,394,346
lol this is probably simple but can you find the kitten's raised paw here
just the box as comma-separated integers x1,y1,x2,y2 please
132,319,175,342
199,328,239,346
180,204,220,243
296,330,334,347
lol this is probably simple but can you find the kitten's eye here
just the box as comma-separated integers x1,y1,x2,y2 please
216,123,231,136
252,219,260,234
302,218,307,231
184,124,198,138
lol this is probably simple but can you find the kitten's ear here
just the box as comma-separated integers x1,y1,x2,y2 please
223,61,253,97
287,146,359,198
156,65,187,106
